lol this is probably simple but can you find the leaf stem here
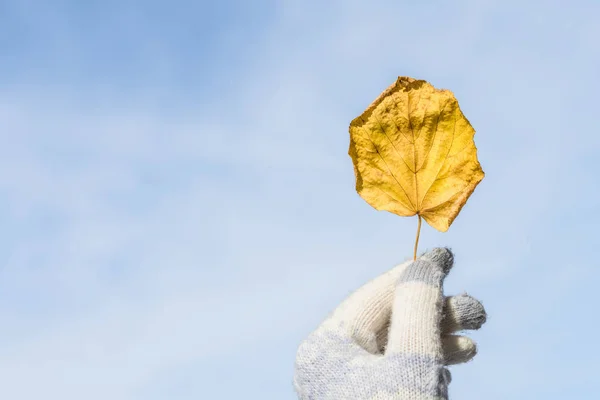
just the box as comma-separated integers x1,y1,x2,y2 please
413,214,422,260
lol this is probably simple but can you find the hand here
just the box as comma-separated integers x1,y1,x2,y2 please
293,248,486,400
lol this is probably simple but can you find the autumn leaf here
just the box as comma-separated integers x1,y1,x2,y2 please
349,77,484,259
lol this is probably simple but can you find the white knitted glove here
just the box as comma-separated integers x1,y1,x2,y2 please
293,248,486,400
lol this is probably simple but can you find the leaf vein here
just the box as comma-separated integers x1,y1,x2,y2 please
419,99,455,205
372,113,415,173
360,125,416,211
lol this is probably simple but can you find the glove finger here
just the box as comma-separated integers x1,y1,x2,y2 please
386,247,453,356
371,294,486,353
442,335,478,365
441,293,487,334
322,259,413,353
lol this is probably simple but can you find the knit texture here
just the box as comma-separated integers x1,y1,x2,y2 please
293,248,486,400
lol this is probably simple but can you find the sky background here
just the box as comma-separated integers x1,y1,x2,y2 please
0,0,598,399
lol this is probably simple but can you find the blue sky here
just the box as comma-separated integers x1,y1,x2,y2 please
0,0,598,399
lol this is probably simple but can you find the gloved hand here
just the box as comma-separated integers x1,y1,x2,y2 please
293,248,486,400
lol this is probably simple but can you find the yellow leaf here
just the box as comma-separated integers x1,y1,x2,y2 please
349,77,484,237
